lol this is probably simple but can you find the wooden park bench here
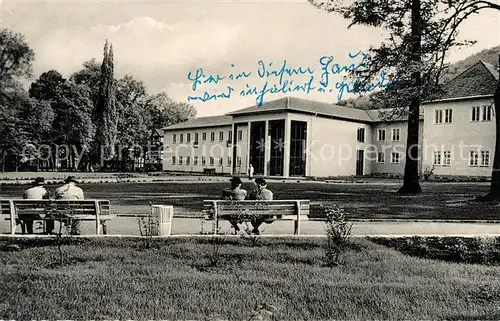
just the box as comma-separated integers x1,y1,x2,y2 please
0,199,114,235
203,200,310,235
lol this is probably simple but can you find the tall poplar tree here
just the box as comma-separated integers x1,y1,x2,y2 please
94,40,117,167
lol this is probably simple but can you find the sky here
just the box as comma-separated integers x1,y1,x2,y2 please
2,0,499,117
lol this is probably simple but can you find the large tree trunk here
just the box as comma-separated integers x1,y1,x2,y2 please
484,55,500,199
398,0,422,194
1,150,5,173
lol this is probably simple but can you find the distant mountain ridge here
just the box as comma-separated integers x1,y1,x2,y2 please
338,45,500,110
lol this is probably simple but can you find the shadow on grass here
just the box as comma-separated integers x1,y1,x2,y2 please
446,311,500,320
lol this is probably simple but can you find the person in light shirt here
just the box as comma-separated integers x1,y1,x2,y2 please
54,176,85,235
22,177,49,234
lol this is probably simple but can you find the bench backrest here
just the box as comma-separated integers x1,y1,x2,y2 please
203,200,310,218
0,199,111,217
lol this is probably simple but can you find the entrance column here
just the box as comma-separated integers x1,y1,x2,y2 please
246,121,251,173
283,116,290,178
231,123,236,175
264,120,270,176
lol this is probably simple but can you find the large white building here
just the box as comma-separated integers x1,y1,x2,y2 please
162,60,498,178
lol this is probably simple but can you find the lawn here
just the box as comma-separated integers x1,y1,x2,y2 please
0,180,498,220
1,237,500,320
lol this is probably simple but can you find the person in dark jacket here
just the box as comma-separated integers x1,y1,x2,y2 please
221,176,247,233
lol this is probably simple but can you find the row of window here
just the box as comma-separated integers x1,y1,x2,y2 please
432,150,490,167
377,128,400,142
357,127,401,143
434,109,453,124
172,130,243,144
376,152,401,164
171,156,242,167
434,105,493,124
471,105,493,122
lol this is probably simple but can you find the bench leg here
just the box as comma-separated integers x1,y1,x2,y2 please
101,222,108,235
294,220,298,235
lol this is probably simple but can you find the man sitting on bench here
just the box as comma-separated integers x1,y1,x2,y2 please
54,176,85,235
22,177,49,234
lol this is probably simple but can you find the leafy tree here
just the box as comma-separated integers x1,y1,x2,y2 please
0,87,27,171
94,40,118,166
29,70,65,101
0,85,53,171
115,75,150,170
70,59,101,108
29,71,94,170
50,82,95,170
116,75,149,147
309,0,500,194
146,92,197,129
0,29,34,83
0,29,36,171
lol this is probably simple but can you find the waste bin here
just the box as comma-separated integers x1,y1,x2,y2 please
152,205,173,236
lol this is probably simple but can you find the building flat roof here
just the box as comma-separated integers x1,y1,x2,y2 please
163,115,233,131
228,97,375,123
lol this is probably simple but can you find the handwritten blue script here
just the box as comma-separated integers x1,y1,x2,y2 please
186,53,394,106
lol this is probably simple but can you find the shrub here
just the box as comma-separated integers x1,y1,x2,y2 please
322,205,353,266
423,164,435,181
137,206,158,249
370,236,500,265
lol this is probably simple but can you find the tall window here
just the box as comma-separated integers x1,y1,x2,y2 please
237,130,243,141
236,156,242,166
481,151,490,167
171,156,176,165
194,133,199,144
202,132,207,141
201,156,206,165
391,152,400,164
444,109,453,123
180,133,184,143
483,105,492,121
377,152,385,163
472,106,481,122
194,156,198,165
186,133,191,143
435,109,443,124
357,128,365,143
186,156,190,165
469,151,479,166
392,128,400,141
443,151,451,166
228,131,233,143
219,131,224,141
218,157,223,166
435,109,452,124
210,132,215,142
209,156,214,166
227,156,232,167
178,156,183,165
172,134,176,144
377,129,386,141
433,151,441,166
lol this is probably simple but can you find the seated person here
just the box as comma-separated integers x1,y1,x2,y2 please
53,176,85,235
21,177,49,234
220,176,247,232
247,177,274,234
